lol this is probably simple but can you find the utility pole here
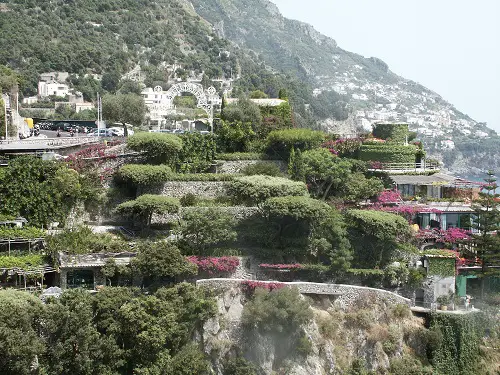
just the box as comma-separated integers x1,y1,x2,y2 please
3,94,7,140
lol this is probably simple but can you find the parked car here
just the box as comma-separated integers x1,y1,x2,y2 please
89,129,112,137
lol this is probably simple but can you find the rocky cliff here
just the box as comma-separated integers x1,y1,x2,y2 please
201,283,428,374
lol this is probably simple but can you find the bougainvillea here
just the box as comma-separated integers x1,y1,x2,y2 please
321,138,363,157
241,280,286,293
66,143,120,172
376,189,402,204
186,256,239,275
416,228,471,243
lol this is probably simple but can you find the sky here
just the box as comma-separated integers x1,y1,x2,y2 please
271,0,500,131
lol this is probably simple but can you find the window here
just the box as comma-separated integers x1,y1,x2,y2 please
67,270,94,289
398,184,415,197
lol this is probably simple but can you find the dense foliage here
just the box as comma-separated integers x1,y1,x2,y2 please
127,133,183,165
0,157,93,227
0,285,216,374
372,123,409,144
359,144,418,164
0,226,45,239
177,133,217,173
228,175,307,205
117,164,173,187
116,195,180,228
241,287,312,333
266,128,325,159
345,210,412,268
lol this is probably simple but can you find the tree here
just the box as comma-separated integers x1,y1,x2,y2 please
216,120,255,153
471,171,500,297
0,65,18,93
178,207,237,254
222,97,262,128
126,133,183,165
0,156,84,227
133,241,197,282
266,128,325,159
42,289,122,375
115,195,180,229
249,90,268,99
241,287,312,334
345,210,412,268
102,93,147,135
0,290,45,375
293,148,352,200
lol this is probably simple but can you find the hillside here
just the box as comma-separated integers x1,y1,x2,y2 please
1,0,499,174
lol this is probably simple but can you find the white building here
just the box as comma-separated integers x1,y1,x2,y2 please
38,81,70,98
441,140,455,150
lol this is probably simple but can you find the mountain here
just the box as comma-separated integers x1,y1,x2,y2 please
1,0,498,174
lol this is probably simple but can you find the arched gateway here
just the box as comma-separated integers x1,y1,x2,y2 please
153,82,219,129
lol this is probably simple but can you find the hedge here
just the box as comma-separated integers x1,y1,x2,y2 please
372,123,409,143
165,173,237,182
359,144,417,164
117,164,172,186
228,175,308,204
266,128,325,159
127,132,183,165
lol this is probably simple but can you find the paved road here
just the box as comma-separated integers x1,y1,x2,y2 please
41,130,90,138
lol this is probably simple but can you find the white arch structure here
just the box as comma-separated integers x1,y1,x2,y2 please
154,83,219,129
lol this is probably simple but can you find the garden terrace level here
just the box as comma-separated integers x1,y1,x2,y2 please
368,160,440,173
390,173,481,201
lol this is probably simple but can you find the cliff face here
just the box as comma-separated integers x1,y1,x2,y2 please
201,285,428,374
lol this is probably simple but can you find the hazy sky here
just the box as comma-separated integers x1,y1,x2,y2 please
271,0,500,131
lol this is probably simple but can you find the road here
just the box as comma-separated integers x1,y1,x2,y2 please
40,130,90,138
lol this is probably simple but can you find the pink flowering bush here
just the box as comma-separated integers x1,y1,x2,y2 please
416,228,471,243
241,280,286,293
376,189,402,204
186,256,239,275
321,138,363,157
259,263,303,270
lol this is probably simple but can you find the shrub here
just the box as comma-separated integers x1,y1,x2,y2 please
228,175,307,205
186,256,240,275
178,207,237,254
164,173,236,182
0,226,45,239
241,161,283,177
266,128,325,159
180,193,197,207
295,334,313,357
372,123,409,143
241,287,312,333
359,144,418,164
127,132,183,165
223,357,257,375
0,254,45,270
117,164,172,186
46,226,129,258
115,195,180,228
177,132,217,173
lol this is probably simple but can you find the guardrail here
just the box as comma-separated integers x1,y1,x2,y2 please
369,161,440,172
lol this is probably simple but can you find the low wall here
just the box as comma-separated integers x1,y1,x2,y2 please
142,181,228,198
197,278,412,307
216,160,287,174
152,206,259,224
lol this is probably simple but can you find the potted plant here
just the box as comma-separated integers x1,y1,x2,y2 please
436,295,450,310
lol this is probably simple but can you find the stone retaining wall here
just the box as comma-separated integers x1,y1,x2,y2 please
197,278,412,307
216,160,287,174
152,206,259,224
141,181,228,198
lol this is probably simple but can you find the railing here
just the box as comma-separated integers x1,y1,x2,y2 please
368,161,440,172
0,136,125,149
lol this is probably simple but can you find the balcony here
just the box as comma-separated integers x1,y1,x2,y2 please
368,161,440,174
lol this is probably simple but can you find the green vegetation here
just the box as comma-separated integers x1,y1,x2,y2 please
346,210,412,268
127,133,183,165
0,156,98,227
0,226,45,239
359,144,418,164
102,93,146,130
266,128,325,159
242,287,312,333
117,164,173,187
178,207,237,255
0,285,216,374
241,161,283,177
228,175,307,205
46,226,129,256
0,254,45,270
177,133,217,173
116,195,180,229
372,123,409,143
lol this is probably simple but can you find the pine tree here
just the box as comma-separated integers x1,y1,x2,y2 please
471,170,500,297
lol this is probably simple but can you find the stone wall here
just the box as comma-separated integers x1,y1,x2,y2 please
215,159,287,174
152,206,259,224
197,278,412,307
141,181,228,198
